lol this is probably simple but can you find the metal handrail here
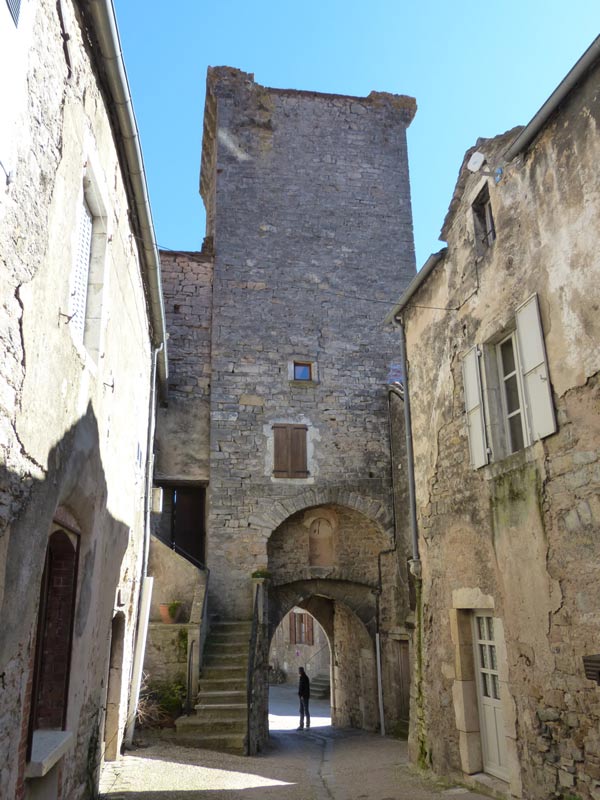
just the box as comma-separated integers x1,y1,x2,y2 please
304,642,329,672
246,583,260,755
185,639,195,713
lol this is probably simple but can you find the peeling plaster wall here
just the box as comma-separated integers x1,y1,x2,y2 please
0,1,154,796
400,62,600,799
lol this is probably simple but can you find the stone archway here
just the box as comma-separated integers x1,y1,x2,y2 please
268,581,379,731
263,501,391,733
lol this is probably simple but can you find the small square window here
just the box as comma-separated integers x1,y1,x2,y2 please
293,362,312,381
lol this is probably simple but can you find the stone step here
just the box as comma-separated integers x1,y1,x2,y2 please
199,677,246,692
194,704,247,721
197,690,246,705
178,715,246,734
201,665,246,680
203,653,248,667
174,721,246,754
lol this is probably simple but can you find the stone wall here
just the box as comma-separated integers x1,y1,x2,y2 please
269,609,330,682
399,60,600,799
0,0,155,796
155,250,213,482
201,68,417,619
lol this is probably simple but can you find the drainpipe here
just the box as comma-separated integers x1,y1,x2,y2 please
124,342,162,745
397,318,421,577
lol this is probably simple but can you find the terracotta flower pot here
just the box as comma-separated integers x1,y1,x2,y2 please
159,602,183,624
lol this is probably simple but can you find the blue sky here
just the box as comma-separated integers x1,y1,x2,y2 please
113,1,599,269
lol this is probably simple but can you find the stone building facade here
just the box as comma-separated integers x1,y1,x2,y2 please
387,38,600,799
0,1,166,797
156,69,418,746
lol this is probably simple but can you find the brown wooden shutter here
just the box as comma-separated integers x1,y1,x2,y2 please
290,425,308,477
289,612,296,644
306,614,314,646
273,425,290,477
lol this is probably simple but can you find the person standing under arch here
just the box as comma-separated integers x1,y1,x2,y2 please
297,666,310,730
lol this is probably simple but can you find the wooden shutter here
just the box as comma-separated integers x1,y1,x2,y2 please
306,614,314,646
273,425,290,477
70,199,93,344
273,424,308,478
515,293,556,441
462,346,488,468
6,0,21,25
289,613,296,644
290,425,308,477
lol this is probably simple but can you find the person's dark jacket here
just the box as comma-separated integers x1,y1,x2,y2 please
298,672,310,699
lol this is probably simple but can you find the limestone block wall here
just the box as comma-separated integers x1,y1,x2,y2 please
0,0,156,796
400,61,600,800
201,68,417,618
269,609,330,682
155,250,213,482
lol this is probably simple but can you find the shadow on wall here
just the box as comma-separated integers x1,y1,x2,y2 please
0,403,134,799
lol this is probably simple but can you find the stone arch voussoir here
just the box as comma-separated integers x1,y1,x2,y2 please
253,487,393,541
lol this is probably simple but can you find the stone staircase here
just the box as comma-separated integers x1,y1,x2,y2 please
175,621,251,754
311,673,330,699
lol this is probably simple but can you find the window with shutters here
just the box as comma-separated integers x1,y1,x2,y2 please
68,167,108,361
462,293,556,467
289,611,314,645
273,424,308,479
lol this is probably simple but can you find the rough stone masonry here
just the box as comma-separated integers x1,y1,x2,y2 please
200,68,417,618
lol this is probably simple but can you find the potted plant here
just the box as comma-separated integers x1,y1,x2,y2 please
159,600,183,624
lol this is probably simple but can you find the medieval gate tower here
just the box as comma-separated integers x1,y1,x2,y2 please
155,67,417,751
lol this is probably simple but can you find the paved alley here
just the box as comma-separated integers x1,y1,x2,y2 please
100,686,491,800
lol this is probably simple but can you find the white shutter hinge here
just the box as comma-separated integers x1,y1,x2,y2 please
476,346,482,357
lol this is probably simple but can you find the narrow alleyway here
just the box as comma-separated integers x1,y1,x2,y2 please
100,686,491,800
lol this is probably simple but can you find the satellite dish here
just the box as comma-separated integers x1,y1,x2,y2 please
467,151,486,173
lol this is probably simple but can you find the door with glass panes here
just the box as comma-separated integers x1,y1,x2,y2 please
473,613,509,780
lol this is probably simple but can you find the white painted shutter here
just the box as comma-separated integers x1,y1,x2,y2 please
515,293,556,441
70,200,93,344
462,346,488,468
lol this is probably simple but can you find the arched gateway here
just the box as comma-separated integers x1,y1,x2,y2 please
241,499,412,752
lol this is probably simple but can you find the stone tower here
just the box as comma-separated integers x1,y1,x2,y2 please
200,68,417,619
154,69,418,746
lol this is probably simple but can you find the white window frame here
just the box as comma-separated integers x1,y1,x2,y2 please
462,293,556,466
68,154,110,364
496,331,530,454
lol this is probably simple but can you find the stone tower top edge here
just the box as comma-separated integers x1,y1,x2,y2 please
205,65,417,123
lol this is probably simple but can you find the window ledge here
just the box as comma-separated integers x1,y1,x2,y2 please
289,380,318,387
482,440,545,480
26,730,73,778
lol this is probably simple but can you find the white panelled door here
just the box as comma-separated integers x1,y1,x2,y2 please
473,613,509,781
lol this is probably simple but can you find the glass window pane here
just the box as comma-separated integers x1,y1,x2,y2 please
486,617,494,640
500,338,516,375
490,645,498,670
492,674,500,700
509,414,525,452
504,374,520,414
480,644,489,668
294,363,311,381
477,616,486,639
482,673,490,698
